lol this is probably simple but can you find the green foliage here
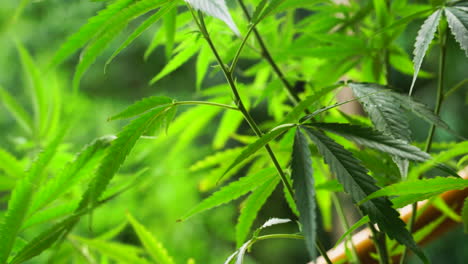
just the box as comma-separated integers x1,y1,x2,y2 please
291,128,316,260
1,0,467,263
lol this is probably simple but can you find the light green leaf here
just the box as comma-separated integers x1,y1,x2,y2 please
84,105,173,208
309,123,431,161
0,86,33,134
109,96,173,121
180,168,276,221
29,136,114,215
0,129,66,263
291,128,316,260
223,124,295,176
127,213,175,264
0,148,24,179
236,177,279,247
16,42,47,137
361,177,468,204
196,44,212,90
432,196,461,222
150,36,201,84
105,1,178,69
302,127,427,263
410,9,442,95
190,147,243,171
213,110,243,149
164,6,178,59
185,0,240,35
73,236,149,264
49,0,135,67
445,7,468,57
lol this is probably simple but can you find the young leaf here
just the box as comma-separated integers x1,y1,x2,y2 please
49,0,135,67
127,213,175,264
291,128,316,260
85,105,173,208
185,0,240,35
302,127,428,263
0,85,33,135
150,36,202,84
361,177,468,204
308,123,431,162
410,9,442,95
109,96,173,121
180,168,276,221
223,124,295,176
445,7,468,57
236,177,279,247
0,129,66,263
28,136,114,215
104,1,178,69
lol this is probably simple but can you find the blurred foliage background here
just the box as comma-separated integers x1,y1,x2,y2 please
0,0,466,263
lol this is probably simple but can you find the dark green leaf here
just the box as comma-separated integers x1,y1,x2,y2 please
302,127,427,263
291,128,316,260
445,7,468,57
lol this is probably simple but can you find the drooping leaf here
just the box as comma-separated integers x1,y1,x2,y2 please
185,0,240,35
302,127,427,263
308,123,431,161
180,168,276,221
49,0,135,68
361,177,468,204
445,7,468,57
104,1,178,69
0,129,66,263
223,124,295,176
236,177,279,247
410,9,442,95
291,128,316,260
109,96,173,121
150,36,202,84
349,82,411,178
127,213,175,264
0,85,33,134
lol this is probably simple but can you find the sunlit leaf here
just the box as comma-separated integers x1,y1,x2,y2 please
180,168,276,221
223,124,295,176
0,148,25,179
109,96,173,121
291,128,316,260
410,9,442,95
0,85,33,135
360,177,468,204
236,177,279,247
127,213,175,264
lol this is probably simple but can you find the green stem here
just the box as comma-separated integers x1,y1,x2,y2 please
229,25,255,76
316,239,334,264
174,101,239,111
189,7,295,199
400,20,448,264
369,224,390,264
256,233,303,241
237,0,300,106
332,194,362,264
444,79,468,99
